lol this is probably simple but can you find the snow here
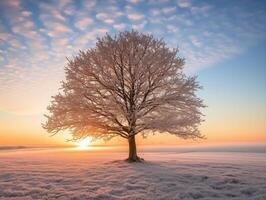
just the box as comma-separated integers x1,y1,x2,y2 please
0,146,266,200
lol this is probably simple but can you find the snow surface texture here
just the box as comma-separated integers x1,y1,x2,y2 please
0,147,266,200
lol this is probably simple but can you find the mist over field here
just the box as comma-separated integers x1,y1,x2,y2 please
1,144,266,200
1,143,266,153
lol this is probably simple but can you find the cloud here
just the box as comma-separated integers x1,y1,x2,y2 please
73,27,109,48
21,10,32,17
8,38,23,48
51,22,72,33
191,5,211,15
96,13,108,20
63,4,76,15
12,21,34,33
177,0,191,8
149,8,161,16
75,18,93,30
127,12,144,20
113,23,127,31
96,13,115,24
190,35,201,48
82,0,96,9
53,38,69,46
166,25,179,33
5,0,20,8
39,1,68,23
0,32,9,41
162,7,176,14
132,21,147,30
128,0,142,4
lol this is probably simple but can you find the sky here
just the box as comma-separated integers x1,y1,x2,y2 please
0,0,266,146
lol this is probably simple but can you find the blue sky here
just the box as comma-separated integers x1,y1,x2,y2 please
197,41,266,141
0,0,265,145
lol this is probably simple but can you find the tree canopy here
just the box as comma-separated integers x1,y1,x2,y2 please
43,30,205,161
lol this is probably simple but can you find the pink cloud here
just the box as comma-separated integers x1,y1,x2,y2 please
177,0,191,8
96,13,115,24
21,11,32,17
75,18,93,30
128,13,144,20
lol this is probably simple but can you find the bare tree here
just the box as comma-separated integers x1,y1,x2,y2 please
43,30,205,162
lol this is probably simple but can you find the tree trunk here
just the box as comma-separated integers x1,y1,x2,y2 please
127,136,142,162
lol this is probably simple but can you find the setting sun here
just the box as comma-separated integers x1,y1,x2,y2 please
76,138,92,150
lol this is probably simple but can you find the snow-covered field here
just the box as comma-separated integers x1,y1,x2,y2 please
0,146,266,200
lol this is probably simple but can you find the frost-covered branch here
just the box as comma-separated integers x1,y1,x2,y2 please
43,30,205,142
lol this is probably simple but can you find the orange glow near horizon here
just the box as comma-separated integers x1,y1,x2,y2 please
0,111,266,147
1,85,265,146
